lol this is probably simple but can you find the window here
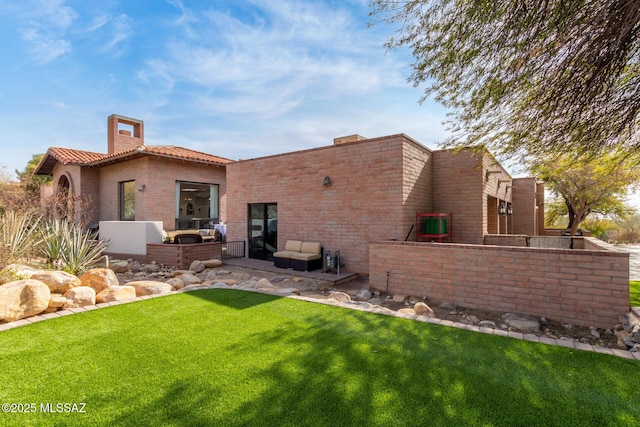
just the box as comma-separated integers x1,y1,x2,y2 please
119,181,135,221
175,181,219,229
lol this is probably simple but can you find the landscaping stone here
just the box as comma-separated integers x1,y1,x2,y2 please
176,273,202,286
501,313,540,333
62,286,96,309
96,286,136,303
328,291,351,302
189,260,206,273
392,294,407,303
355,289,373,301
166,277,185,291
0,264,40,283
0,279,51,322
414,302,435,318
256,278,276,291
203,259,223,268
108,260,131,274
143,262,161,274
398,308,415,315
31,271,81,294
48,293,66,308
127,281,173,296
80,268,119,293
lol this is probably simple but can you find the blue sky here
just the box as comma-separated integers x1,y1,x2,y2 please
0,0,449,175
1,0,638,209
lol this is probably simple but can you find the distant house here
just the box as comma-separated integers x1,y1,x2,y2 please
35,114,233,231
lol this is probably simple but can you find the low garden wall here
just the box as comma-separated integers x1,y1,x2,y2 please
106,242,223,270
369,240,629,328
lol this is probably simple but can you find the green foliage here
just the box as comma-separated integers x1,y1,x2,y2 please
532,152,640,235
631,281,640,307
1,290,639,426
0,210,41,265
39,218,109,275
616,214,640,243
371,1,640,159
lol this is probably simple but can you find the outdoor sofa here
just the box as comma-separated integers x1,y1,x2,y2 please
273,240,323,272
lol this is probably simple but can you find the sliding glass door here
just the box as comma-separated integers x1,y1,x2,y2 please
248,203,277,260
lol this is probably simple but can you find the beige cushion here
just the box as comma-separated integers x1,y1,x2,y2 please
273,251,297,259
284,240,303,252
289,252,322,261
300,242,321,255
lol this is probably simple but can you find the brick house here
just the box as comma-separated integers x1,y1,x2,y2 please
226,134,543,274
35,114,232,231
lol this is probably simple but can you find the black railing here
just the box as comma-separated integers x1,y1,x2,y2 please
222,240,245,259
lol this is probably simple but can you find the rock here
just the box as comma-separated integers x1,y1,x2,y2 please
217,270,232,275
212,279,238,286
0,279,51,321
96,286,137,303
589,326,601,339
108,260,131,274
189,260,206,273
0,264,40,283
414,302,435,318
143,263,161,274
256,278,276,290
238,280,258,289
127,281,173,296
166,278,185,291
354,289,373,301
468,315,480,324
328,292,351,302
293,277,303,283
397,308,415,315
392,294,407,303
30,271,81,294
48,293,66,308
478,320,497,328
80,268,119,293
203,259,223,268
500,313,540,333
176,273,202,286
439,302,456,311
62,286,96,309
408,296,421,304
275,288,301,296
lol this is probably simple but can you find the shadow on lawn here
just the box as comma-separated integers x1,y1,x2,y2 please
107,289,638,426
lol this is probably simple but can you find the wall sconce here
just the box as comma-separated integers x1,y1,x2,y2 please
485,170,502,180
137,184,146,192
322,176,331,187
499,202,507,215
507,205,513,215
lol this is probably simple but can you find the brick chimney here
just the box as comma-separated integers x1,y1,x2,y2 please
108,114,144,155
333,134,367,145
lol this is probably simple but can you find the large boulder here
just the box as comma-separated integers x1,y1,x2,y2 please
48,293,66,308
30,271,81,294
96,286,136,303
80,268,119,294
166,277,185,291
189,260,206,273
414,302,435,318
127,281,173,296
176,273,202,286
62,286,96,309
203,259,223,269
0,264,40,284
108,260,131,274
0,279,51,321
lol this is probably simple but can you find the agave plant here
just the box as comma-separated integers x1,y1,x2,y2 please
0,210,42,264
38,218,109,274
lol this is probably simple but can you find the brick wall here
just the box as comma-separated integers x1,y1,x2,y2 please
369,241,630,328
107,114,144,155
227,134,432,274
432,149,513,244
97,157,226,231
512,177,540,235
145,242,222,269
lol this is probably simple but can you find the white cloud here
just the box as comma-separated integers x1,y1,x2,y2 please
19,0,77,63
102,13,132,54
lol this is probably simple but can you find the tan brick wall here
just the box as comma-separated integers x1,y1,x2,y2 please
107,114,144,155
97,157,226,231
432,149,512,243
227,135,433,274
512,177,540,235
369,241,629,328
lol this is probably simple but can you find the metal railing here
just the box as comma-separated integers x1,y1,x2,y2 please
221,240,245,259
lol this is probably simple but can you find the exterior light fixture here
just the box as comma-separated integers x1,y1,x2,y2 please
322,176,331,187
507,205,513,215
499,202,507,215
137,184,146,192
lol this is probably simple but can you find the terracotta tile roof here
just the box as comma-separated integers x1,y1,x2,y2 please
92,145,234,166
35,145,234,175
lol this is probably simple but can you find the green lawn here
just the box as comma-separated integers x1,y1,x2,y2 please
631,280,640,306
1,289,639,426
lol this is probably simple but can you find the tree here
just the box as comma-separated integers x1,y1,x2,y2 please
532,153,640,235
16,153,51,197
370,0,640,159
